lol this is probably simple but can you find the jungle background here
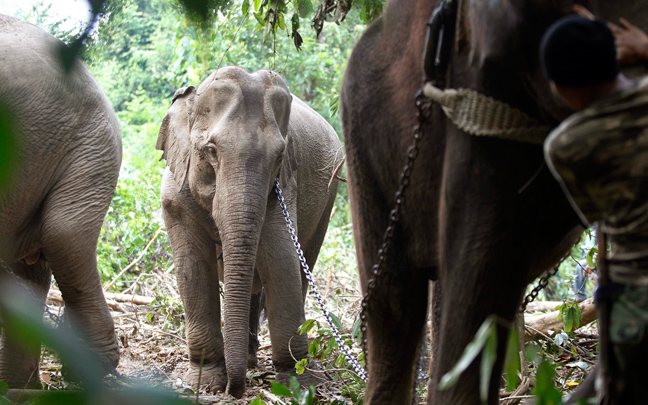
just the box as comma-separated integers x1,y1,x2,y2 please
0,0,599,403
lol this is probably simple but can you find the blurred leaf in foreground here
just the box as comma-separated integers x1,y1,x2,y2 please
0,101,17,198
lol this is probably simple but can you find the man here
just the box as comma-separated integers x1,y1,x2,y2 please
542,16,648,403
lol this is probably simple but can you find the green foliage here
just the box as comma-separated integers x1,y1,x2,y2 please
439,316,498,397
15,1,83,43
97,168,170,289
586,246,598,269
503,329,520,391
0,101,17,198
0,380,10,405
295,318,365,403
271,376,316,405
85,0,177,112
532,360,563,405
556,301,583,333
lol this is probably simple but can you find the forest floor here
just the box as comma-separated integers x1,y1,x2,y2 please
30,268,599,405
34,263,366,404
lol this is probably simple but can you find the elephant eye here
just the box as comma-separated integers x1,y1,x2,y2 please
205,144,218,159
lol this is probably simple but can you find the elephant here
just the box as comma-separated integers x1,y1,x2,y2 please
340,0,648,404
156,66,343,398
0,15,122,387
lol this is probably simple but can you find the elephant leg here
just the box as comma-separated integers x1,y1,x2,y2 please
363,256,430,404
248,288,265,368
39,177,119,378
161,178,225,392
256,199,323,386
0,259,51,388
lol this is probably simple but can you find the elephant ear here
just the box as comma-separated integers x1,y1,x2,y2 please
279,126,299,191
156,86,196,190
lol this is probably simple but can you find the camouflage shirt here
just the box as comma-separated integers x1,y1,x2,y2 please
545,77,648,286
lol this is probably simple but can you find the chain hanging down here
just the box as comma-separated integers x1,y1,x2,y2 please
358,92,433,367
274,180,368,382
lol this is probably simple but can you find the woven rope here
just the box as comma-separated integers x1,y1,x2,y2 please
423,83,550,144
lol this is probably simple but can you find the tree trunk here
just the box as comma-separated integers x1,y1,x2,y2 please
524,298,597,340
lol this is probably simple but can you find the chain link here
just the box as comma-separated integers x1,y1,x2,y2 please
273,180,368,382
358,91,433,370
519,255,567,312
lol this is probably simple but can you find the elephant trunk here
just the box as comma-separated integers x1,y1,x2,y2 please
214,175,268,399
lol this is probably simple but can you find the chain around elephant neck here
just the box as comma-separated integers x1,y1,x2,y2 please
273,180,368,382
358,91,434,369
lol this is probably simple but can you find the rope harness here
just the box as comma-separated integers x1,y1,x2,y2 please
422,83,550,145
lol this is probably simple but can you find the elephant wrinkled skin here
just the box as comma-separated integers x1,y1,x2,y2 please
341,1,648,404
0,14,122,388
156,67,342,398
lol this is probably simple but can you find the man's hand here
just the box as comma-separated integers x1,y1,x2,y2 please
573,6,648,65
609,18,648,65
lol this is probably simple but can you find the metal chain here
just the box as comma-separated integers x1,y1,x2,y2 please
519,255,567,312
358,91,433,368
274,180,368,382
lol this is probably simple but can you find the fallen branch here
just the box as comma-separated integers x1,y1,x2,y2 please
500,376,531,405
328,155,347,189
524,298,596,341
103,228,163,292
47,289,155,307
524,300,562,313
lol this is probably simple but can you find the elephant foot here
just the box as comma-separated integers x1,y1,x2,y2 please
61,339,120,383
275,361,329,388
183,360,227,393
0,363,43,389
248,352,258,369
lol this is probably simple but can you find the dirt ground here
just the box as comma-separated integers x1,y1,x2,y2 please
34,266,366,404
28,271,597,404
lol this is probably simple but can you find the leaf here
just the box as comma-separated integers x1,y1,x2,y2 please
249,399,266,405
254,0,263,12
329,312,344,331
480,326,497,402
242,0,250,15
308,340,319,358
305,385,315,405
298,319,317,335
277,12,286,31
289,375,302,399
271,381,292,397
531,360,562,405
0,101,17,198
565,382,580,387
0,381,7,396
439,317,495,390
586,246,598,269
563,309,574,333
504,329,520,391
298,0,313,17
295,359,307,375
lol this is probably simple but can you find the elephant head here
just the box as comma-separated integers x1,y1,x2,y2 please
462,0,648,121
156,66,295,396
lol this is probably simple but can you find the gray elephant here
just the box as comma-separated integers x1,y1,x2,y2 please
156,66,343,398
0,15,121,387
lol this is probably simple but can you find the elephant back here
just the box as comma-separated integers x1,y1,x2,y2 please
0,14,122,238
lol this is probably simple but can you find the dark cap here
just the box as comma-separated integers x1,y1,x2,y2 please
541,15,619,88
